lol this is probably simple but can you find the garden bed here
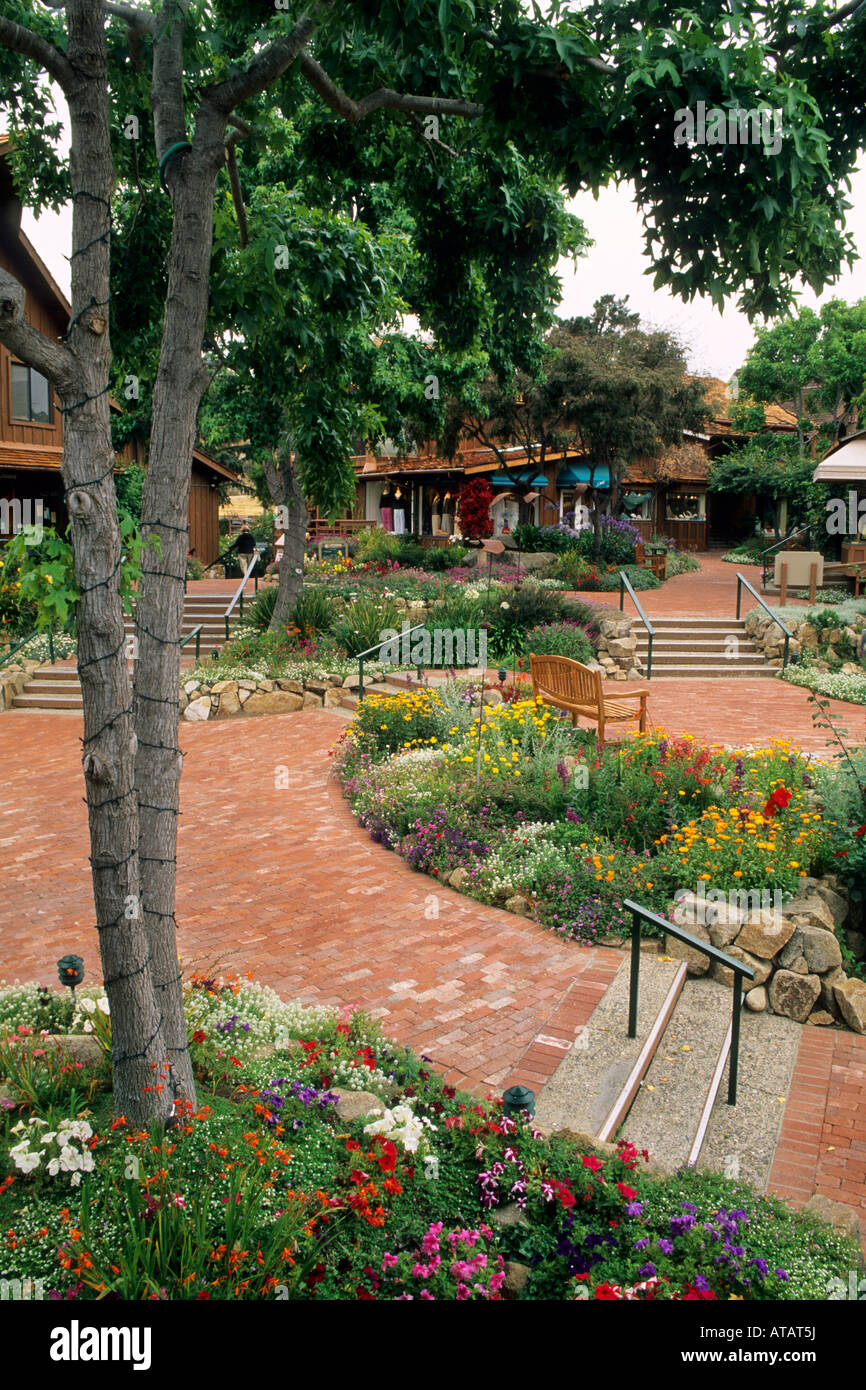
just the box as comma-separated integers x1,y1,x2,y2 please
334,686,866,1028
0,975,859,1301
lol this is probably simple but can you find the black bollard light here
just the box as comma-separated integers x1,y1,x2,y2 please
503,1084,535,1118
57,954,84,1002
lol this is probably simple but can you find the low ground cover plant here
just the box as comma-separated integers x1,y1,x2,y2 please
0,975,856,1301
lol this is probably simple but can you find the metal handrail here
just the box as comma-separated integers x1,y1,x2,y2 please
223,554,259,639
0,630,38,671
179,624,203,663
623,898,755,1105
735,572,793,670
357,622,428,702
760,525,812,587
619,570,654,679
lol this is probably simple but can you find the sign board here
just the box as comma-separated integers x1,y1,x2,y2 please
318,540,349,562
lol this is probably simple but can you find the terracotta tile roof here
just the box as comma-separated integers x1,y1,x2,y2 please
0,442,64,471
690,375,798,433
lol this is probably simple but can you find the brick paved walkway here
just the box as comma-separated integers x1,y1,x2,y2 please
1,552,864,1242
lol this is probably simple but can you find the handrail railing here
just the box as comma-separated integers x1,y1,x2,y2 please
619,570,654,679
356,622,428,702
623,898,754,1105
179,624,203,663
735,572,793,670
760,526,812,587
0,630,39,672
224,554,259,639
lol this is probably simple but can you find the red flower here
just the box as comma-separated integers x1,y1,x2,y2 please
191,1030,206,1045
855,825,866,838
581,1155,604,1174
593,1282,622,1300
762,786,792,818
616,1183,637,1201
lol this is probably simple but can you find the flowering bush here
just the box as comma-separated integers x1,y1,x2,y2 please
456,478,494,539
9,1116,96,1186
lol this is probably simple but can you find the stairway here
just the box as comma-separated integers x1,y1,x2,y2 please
339,670,451,711
11,592,244,712
535,952,801,1184
633,617,777,679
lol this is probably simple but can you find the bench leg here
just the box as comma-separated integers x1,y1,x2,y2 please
638,695,647,733
597,715,605,747
571,711,579,728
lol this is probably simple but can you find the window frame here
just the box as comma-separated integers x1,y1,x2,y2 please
9,360,55,427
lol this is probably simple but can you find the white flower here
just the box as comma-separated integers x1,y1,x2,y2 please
96,997,110,1015
11,1145,41,1174
82,1020,94,1033
70,1173,82,1187
79,997,97,1014
40,1131,57,1145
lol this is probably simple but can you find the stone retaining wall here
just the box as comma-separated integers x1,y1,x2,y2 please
0,659,40,711
180,674,353,720
593,616,643,681
745,607,866,674
665,875,866,1033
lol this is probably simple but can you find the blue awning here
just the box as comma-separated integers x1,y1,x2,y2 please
489,467,549,488
556,463,610,489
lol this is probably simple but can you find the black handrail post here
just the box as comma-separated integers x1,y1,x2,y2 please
619,572,625,612
195,629,200,661
783,633,790,671
358,656,365,702
48,628,54,664
628,910,641,1039
647,631,653,681
728,974,744,1105
736,576,742,620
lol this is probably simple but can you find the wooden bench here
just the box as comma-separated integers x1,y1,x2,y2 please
634,542,666,581
529,653,649,745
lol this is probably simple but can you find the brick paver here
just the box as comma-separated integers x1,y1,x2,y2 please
0,710,619,1095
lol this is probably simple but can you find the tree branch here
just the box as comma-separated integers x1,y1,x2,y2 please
0,15,75,92
103,2,158,33
151,0,187,159
224,144,248,247
205,12,317,116
298,53,484,125
771,0,866,50
0,267,79,390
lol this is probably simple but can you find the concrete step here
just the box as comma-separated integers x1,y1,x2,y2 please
635,640,764,655
645,664,779,679
642,652,768,667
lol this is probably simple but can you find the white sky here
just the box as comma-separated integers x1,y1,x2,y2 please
17,99,866,385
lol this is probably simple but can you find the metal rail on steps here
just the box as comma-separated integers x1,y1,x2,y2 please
595,899,756,1157
618,570,654,679
179,625,203,663
735,572,793,670
760,526,812,588
356,622,428,701
224,554,260,640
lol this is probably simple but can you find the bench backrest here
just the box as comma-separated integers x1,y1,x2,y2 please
529,652,602,710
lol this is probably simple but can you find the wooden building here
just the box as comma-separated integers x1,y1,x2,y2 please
0,135,238,564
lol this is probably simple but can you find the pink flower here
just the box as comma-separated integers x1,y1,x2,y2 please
381,1253,399,1270
419,1289,435,1300
456,1283,470,1300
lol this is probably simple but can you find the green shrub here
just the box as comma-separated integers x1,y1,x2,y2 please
246,583,279,630
333,594,403,657
355,526,404,564
290,587,335,637
487,585,573,659
525,620,595,664
421,544,469,571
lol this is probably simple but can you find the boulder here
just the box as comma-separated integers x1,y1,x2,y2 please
504,895,532,918
304,679,331,695
665,922,711,977
711,946,770,989
846,929,866,960
242,689,305,716
342,672,363,691
302,691,323,708
820,966,847,1017
768,970,821,1022
489,1203,529,1229
812,883,849,927
276,679,304,694
215,690,242,717
183,679,201,694
607,636,638,658
734,912,795,959
707,903,746,949
833,977,866,1034
779,894,837,933
796,924,843,975
449,867,468,891
323,686,344,708
805,1010,836,1027
238,680,257,691
502,1261,530,1300
745,986,767,1012
211,680,238,695
330,1087,386,1123
183,696,212,721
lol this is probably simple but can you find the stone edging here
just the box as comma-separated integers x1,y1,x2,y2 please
0,659,41,711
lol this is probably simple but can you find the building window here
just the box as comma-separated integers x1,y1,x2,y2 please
11,363,53,424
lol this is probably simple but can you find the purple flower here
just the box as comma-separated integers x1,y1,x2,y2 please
657,1239,674,1255
626,1202,644,1217
638,1262,656,1278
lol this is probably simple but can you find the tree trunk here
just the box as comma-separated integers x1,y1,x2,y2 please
63,1,169,1123
133,140,224,1109
263,445,308,630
